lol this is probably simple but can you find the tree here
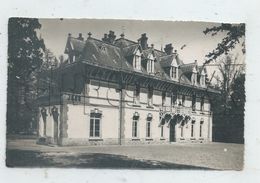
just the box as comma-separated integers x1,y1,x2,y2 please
203,23,245,64
211,54,245,143
7,18,45,134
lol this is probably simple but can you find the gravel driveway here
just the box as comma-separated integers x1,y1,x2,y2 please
6,138,244,170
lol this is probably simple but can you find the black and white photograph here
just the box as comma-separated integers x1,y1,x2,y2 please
6,18,245,170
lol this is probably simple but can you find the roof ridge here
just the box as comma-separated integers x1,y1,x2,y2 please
122,43,139,48
115,37,138,44
87,37,120,48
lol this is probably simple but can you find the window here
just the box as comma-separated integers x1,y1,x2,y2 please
200,75,205,86
171,93,177,106
199,120,204,137
132,114,139,138
181,126,184,137
147,87,153,107
161,125,164,138
192,72,197,85
192,94,196,111
146,114,152,138
147,54,154,74
133,85,140,105
191,120,195,137
162,91,166,106
200,97,204,111
182,95,185,106
133,50,141,70
171,66,177,79
90,110,102,137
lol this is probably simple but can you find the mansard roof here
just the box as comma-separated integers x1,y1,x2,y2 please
64,33,211,88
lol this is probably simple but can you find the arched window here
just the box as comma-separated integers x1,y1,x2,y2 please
200,69,206,87
171,66,177,79
192,94,196,111
90,108,102,137
191,120,195,137
191,67,197,85
133,85,140,105
147,86,153,107
133,49,141,71
161,125,164,138
132,112,139,138
200,97,204,111
147,54,155,74
200,119,204,137
146,113,152,138
162,91,166,106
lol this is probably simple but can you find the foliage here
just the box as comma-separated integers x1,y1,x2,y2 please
211,55,245,143
7,18,46,133
8,18,45,80
203,23,245,64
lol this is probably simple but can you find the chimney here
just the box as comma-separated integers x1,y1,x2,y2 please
138,33,148,50
164,44,174,55
102,33,108,42
77,33,84,41
151,44,154,49
108,30,116,44
88,32,92,38
120,33,125,38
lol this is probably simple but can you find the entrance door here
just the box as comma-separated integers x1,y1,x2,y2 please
169,121,176,142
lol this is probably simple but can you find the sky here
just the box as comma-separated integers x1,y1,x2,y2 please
38,19,245,75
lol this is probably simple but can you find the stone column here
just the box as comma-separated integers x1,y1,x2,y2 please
58,94,69,146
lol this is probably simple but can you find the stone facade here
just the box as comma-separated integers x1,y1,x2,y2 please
37,31,218,146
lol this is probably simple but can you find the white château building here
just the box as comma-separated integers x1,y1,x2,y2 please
37,31,219,146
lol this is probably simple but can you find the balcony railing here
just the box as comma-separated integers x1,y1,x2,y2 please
160,105,211,115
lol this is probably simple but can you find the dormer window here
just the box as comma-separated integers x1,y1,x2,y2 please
191,67,197,85
170,66,178,80
147,54,155,74
200,69,206,87
133,49,141,71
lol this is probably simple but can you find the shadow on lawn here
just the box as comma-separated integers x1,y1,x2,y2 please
6,149,213,169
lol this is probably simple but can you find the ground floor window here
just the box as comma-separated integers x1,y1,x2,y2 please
132,112,139,137
181,126,184,137
146,114,152,137
90,109,102,137
191,120,195,137
199,120,204,137
161,125,164,138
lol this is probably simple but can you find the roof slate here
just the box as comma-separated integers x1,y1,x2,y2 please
65,36,208,87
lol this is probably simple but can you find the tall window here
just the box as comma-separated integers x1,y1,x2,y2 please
147,87,153,107
199,120,204,137
181,122,184,138
146,114,152,138
182,95,185,106
90,110,102,137
191,120,195,137
132,114,139,137
171,93,177,106
133,50,141,71
200,75,205,86
133,85,140,105
171,66,177,79
162,91,166,106
161,125,164,138
200,97,204,111
192,72,197,85
192,94,196,111
147,54,154,74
